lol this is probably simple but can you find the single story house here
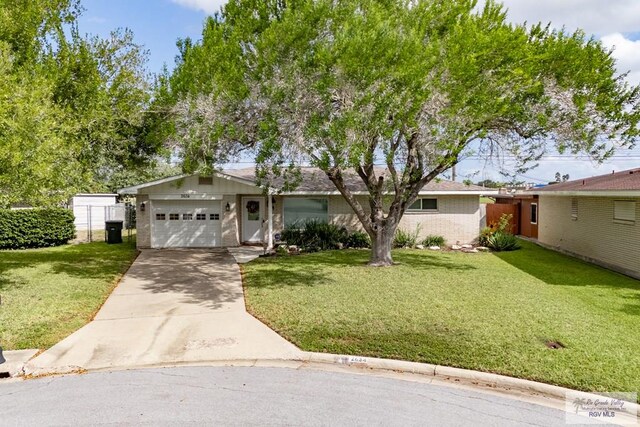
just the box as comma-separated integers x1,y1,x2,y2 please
535,168,640,280
118,167,494,249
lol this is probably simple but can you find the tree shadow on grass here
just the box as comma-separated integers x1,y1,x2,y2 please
492,241,640,290
243,249,477,290
0,241,138,285
492,241,640,315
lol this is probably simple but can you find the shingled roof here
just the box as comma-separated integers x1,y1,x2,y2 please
223,167,489,194
537,168,640,194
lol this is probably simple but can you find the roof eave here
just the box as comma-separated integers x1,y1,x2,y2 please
537,190,640,197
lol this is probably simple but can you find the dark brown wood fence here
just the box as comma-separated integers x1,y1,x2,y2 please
486,203,519,234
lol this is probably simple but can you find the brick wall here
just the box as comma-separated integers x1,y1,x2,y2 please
136,195,150,248
274,194,480,245
222,195,240,246
538,195,640,279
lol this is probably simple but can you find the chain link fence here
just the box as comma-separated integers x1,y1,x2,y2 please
73,203,136,243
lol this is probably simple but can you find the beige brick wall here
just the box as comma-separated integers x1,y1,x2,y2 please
273,194,480,245
538,195,640,279
136,195,150,248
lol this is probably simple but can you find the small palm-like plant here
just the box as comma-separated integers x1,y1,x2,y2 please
486,231,521,251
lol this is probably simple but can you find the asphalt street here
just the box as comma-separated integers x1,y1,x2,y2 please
0,366,588,426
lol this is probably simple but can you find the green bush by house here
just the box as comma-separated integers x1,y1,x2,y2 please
0,208,75,249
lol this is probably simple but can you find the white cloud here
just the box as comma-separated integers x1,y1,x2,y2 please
493,0,640,35
601,33,640,86
171,0,227,14
479,1,640,86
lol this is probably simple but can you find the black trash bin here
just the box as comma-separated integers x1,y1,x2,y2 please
105,220,123,244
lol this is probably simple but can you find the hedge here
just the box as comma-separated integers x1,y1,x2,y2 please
0,208,76,249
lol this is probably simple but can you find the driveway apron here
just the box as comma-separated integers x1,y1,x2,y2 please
25,250,301,374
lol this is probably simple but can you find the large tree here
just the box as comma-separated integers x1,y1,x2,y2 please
0,0,158,207
159,0,639,266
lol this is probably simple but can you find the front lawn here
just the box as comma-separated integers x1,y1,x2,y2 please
243,240,640,396
0,241,138,350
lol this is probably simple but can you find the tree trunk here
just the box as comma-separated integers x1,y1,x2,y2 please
368,225,396,266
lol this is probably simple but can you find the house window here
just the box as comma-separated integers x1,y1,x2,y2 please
614,200,636,224
198,176,213,185
196,213,206,220
530,203,538,224
183,213,193,220
571,198,578,220
408,198,438,211
169,213,180,220
155,213,166,221
283,198,328,228
210,213,220,220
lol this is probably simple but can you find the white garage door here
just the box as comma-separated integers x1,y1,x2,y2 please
151,200,222,248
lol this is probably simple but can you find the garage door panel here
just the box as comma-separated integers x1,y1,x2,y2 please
152,200,221,248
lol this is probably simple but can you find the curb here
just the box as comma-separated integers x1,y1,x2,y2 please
299,351,639,414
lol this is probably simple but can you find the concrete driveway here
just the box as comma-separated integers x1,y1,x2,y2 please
25,250,301,375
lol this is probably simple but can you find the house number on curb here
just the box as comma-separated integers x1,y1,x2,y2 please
181,194,190,199
336,356,368,364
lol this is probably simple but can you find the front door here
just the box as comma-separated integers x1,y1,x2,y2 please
242,197,264,242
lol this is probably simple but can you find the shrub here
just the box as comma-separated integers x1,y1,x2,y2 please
394,225,421,248
282,221,346,251
344,231,371,248
0,208,76,249
486,231,521,252
478,226,493,246
479,213,514,246
281,225,304,246
422,235,445,247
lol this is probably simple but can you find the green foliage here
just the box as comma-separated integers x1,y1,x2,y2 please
0,208,75,249
480,213,516,248
478,227,494,246
344,231,371,249
0,1,156,207
486,232,521,252
301,221,347,252
422,235,446,247
281,221,370,251
394,226,421,248
158,0,640,264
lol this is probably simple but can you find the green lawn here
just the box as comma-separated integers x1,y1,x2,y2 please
0,241,138,350
243,240,640,396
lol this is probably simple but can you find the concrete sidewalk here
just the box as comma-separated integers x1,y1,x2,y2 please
25,250,301,375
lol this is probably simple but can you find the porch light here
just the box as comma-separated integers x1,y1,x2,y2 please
140,202,146,212
225,202,231,212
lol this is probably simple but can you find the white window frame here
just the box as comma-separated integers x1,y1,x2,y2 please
530,203,538,225
407,198,438,212
283,198,329,228
613,200,636,225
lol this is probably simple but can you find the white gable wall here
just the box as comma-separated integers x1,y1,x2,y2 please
143,174,259,196
136,175,259,248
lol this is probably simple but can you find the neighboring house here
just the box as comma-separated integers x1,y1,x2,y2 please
535,168,640,280
118,167,494,249
70,194,121,231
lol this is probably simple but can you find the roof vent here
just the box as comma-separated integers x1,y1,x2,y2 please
582,180,585,185
198,176,213,186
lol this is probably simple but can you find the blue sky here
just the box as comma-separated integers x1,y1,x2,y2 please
78,0,208,73
78,0,640,183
